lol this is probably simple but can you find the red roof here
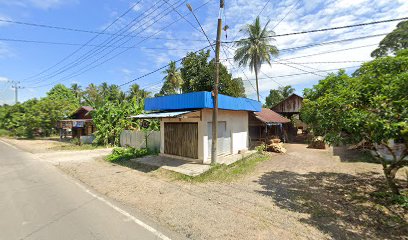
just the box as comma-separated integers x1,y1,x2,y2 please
254,108,290,123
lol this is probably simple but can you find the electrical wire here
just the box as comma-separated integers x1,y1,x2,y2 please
223,17,408,43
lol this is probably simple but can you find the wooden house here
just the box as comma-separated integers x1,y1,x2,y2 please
56,106,96,142
248,108,291,145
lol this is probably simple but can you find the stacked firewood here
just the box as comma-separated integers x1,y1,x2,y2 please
266,138,287,153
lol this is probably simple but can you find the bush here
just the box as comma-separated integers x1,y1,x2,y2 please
106,147,155,162
0,129,11,137
255,144,266,154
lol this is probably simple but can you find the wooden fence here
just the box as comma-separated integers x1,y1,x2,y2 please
120,130,160,150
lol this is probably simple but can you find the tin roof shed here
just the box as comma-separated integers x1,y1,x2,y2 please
144,92,261,112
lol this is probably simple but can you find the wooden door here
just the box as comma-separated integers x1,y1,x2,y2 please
164,123,198,159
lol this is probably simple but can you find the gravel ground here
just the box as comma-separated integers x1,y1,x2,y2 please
4,138,406,239
55,143,408,240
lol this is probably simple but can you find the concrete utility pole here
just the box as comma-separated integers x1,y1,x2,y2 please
211,0,224,164
9,81,22,104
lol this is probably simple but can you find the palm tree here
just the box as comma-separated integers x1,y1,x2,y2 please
70,83,82,104
162,61,183,94
234,16,279,101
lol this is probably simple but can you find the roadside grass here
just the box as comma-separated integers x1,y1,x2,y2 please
0,129,12,137
48,143,105,151
105,147,157,162
164,153,270,182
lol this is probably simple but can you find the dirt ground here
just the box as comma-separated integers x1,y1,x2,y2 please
49,143,407,240
2,137,406,239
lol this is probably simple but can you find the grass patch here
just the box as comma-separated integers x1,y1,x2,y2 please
168,153,270,182
0,129,12,137
106,147,157,162
49,143,105,151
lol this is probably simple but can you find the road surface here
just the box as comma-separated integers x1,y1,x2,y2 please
0,140,174,240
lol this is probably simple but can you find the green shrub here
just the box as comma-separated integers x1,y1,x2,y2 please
106,147,155,162
70,138,80,145
0,129,11,137
255,144,266,154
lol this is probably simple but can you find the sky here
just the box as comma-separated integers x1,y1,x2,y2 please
0,0,407,105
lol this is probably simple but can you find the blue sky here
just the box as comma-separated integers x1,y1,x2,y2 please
0,0,407,105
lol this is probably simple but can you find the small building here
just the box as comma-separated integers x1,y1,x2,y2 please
56,106,96,143
271,93,307,138
131,92,261,164
248,108,291,145
271,93,303,118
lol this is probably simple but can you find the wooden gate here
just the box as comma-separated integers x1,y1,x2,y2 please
164,123,198,159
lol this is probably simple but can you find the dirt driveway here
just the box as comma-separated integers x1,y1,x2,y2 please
55,143,407,240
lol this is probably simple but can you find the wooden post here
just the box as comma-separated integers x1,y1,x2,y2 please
211,0,224,164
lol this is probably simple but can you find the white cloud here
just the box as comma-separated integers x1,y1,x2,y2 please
0,0,78,10
0,42,14,58
0,76,9,82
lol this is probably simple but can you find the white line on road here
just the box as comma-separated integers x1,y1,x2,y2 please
73,181,172,240
0,139,19,150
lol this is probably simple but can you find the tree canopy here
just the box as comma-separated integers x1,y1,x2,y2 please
180,50,246,97
371,20,408,58
264,85,295,108
301,50,408,194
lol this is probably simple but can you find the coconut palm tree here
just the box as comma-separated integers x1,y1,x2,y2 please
234,16,279,101
70,83,82,104
162,61,183,94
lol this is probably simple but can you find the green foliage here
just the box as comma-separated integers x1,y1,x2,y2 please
180,50,246,97
0,84,78,138
264,85,295,108
301,51,408,194
0,129,11,137
255,144,266,154
106,147,154,162
234,16,279,101
91,97,143,146
159,61,183,95
371,20,408,58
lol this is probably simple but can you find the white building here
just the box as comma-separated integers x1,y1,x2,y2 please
132,92,261,164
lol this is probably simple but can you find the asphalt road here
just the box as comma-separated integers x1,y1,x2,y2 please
0,140,173,240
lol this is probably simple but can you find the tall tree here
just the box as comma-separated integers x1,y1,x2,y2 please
160,61,183,95
70,83,82,104
264,85,295,108
301,50,408,194
371,20,408,58
180,50,246,97
128,84,150,102
234,16,279,101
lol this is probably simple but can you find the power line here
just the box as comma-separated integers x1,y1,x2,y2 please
27,0,184,87
28,5,214,90
258,0,272,17
0,37,209,47
271,0,300,30
243,65,360,81
28,0,173,85
222,33,387,60
223,17,408,43
20,0,143,83
118,44,213,87
55,0,211,87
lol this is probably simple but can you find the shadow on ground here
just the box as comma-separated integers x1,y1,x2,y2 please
256,171,408,239
333,146,379,164
111,159,160,173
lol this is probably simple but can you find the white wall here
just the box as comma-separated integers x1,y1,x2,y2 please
120,130,160,151
160,110,249,164
201,109,248,164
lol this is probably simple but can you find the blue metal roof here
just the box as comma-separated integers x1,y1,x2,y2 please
145,92,261,112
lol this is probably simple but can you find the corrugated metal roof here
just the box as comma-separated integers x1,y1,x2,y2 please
129,111,194,119
145,91,261,112
254,108,291,123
